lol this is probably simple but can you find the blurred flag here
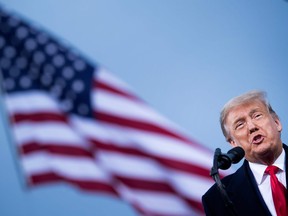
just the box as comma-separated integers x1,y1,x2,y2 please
0,6,215,216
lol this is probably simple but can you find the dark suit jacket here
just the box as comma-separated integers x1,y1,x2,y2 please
202,144,288,216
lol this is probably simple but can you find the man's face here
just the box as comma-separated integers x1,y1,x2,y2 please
225,100,282,164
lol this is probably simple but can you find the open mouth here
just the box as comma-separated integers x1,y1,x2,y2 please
252,134,264,144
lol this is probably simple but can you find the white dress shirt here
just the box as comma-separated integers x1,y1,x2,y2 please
249,149,286,216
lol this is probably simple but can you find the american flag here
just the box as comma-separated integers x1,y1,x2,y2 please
0,7,215,216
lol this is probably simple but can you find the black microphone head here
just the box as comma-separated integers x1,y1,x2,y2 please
217,146,245,170
228,146,245,164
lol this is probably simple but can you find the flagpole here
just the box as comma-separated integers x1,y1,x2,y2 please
0,70,28,191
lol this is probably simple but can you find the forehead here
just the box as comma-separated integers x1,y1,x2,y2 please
225,100,267,124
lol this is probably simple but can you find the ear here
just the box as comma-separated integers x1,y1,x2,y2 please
274,118,282,132
228,138,237,148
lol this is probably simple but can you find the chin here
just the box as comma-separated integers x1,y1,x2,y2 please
256,145,276,158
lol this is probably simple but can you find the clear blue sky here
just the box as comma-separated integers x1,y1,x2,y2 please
1,0,288,215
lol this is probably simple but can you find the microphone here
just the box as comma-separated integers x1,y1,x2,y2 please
218,146,245,170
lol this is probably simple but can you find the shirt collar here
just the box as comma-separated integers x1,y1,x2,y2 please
249,148,285,185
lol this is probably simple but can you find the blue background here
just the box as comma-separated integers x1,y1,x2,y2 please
1,1,288,215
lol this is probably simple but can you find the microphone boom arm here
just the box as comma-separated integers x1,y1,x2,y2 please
210,148,238,216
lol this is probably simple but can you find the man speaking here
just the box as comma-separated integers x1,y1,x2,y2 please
202,90,287,216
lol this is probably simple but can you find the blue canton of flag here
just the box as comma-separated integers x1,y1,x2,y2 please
1,9,94,117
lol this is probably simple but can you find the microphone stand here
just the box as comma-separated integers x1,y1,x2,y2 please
210,148,238,216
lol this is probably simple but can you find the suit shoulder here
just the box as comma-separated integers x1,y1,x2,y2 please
203,165,245,198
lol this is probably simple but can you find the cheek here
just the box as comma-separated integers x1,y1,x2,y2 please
230,134,251,151
264,120,281,136
231,131,247,143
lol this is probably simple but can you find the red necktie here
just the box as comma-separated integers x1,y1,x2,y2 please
265,165,287,216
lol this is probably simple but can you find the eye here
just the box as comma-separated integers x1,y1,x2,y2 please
235,121,244,130
254,113,263,119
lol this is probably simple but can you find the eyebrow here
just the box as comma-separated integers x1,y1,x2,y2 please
249,108,260,116
251,106,268,117
231,108,261,126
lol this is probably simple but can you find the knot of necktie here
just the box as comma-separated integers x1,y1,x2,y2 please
265,165,279,175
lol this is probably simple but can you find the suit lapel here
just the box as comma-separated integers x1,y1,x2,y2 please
225,160,271,215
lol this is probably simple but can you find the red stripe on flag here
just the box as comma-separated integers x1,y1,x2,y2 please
115,175,175,192
90,139,212,179
156,157,210,178
12,112,67,123
29,172,118,195
115,176,204,214
95,111,193,143
95,79,141,101
20,142,94,158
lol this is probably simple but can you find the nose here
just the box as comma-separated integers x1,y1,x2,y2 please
247,120,258,133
